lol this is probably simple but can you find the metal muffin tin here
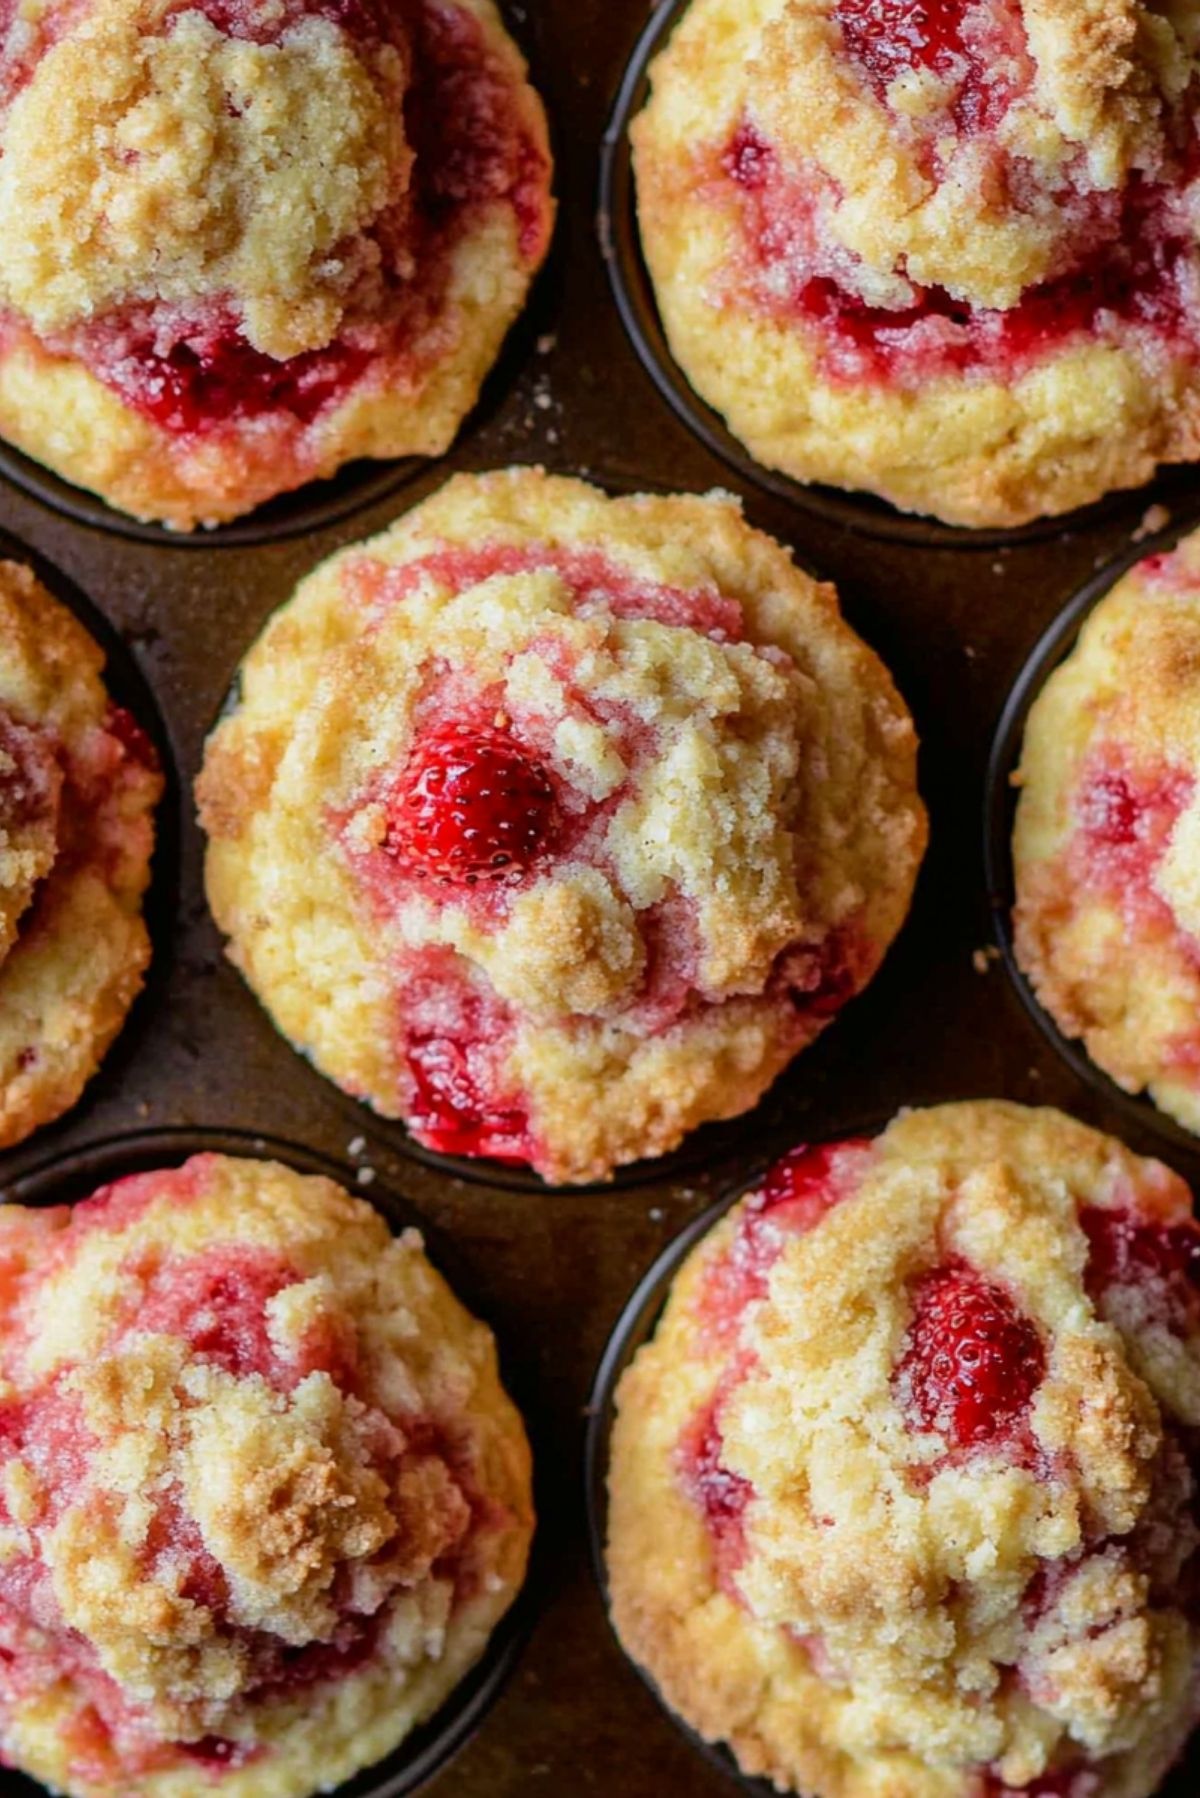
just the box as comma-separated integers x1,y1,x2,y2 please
0,0,1199,1793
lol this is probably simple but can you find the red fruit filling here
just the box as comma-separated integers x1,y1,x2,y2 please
719,107,1196,388
344,541,748,640
1082,1206,1200,1334
771,922,873,1022
1067,752,1197,966
180,1737,261,1773
677,1392,753,1588
102,705,159,777
699,1139,875,1343
90,325,373,439
399,950,533,1164
834,0,1025,130
130,1246,304,1383
896,1265,1045,1448
407,1032,532,1163
35,0,551,438
0,707,60,835
385,723,559,887
983,1775,1095,1798
1073,754,1200,1082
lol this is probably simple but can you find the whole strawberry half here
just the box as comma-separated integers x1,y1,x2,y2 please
385,722,559,886
897,1264,1045,1449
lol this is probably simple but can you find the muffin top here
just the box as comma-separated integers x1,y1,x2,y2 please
711,0,1193,363
0,559,160,1149
608,1101,1200,1797
632,0,1200,525
1014,528,1200,1135
0,1153,533,1798
0,0,411,363
199,468,925,1183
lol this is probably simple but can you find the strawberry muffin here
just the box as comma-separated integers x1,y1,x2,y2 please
607,1101,1200,1797
1013,527,1200,1137
0,560,160,1149
0,0,553,530
197,468,926,1185
0,1152,533,1798
632,0,1200,528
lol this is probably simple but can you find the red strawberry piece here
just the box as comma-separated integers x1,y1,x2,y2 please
1081,1207,1200,1333
385,723,558,886
406,1034,532,1165
835,0,970,90
678,1397,752,1583
898,1264,1045,1448
104,705,159,775
758,1138,873,1222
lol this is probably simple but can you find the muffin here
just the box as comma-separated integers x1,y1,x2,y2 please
0,1152,534,1797
607,1100,1200,1797
1013,528,1200,1136
197,467,927,1185
631,0,1200,529
0,0,554,530
0,559,160,1148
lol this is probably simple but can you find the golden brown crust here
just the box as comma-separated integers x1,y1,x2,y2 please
0,0,554,529
607,1102,1200,1797
1014,525,1200,1134
0,559,160,1148
0,1153,534,1798
632,0,1200,528
198,468,926,1184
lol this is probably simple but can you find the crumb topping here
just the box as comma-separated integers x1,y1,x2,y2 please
0,2,410,360
608,1102,1200,1798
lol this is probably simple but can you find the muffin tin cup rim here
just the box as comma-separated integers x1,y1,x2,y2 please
0,1122,539,1798
583,1120,894,1796
599,0,1171,554
326,1081,760,1197
984,502,1200,1170
0,437,433,551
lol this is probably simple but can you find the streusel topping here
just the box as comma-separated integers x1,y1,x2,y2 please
0,0,410,360
608,1102,1200,1797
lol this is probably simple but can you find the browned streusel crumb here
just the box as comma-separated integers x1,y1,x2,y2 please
0,559,160,1147
198,467,926,1184
1015,525,1200,1135
608,1101,1200,1797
